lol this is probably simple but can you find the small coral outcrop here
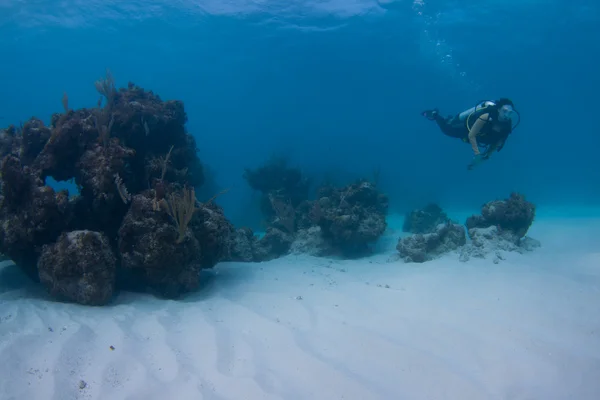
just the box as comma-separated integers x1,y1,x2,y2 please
302,180,389,258
395,192,539,264
396,222,466,263
233,176,389,261
465,192,535,239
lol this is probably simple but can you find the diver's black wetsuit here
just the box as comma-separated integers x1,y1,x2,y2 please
431,110,512,146
433,114,468,139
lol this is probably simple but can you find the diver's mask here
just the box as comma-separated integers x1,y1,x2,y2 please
498,104,520,129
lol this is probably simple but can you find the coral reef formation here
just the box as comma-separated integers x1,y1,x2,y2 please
460,193,539,262
0,72,542,306
241,155,389,260
396,193,539,263
302,180,389,257
235,170,389,261
0,72,233,304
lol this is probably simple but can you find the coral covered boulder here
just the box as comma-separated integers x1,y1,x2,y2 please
117,192,203,298
466,192,535,238
306,180,388,257
117,188,233,298
38,230,116,305
396,222,466,263
189,201,235,268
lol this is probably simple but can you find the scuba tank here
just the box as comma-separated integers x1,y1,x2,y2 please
457,100,496,122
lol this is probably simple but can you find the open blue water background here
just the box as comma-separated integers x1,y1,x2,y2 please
1,0,598,227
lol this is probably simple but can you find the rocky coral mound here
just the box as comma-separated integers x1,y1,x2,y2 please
395,193,540,263
230,178,389,261
305,180,389,257
402,203,450,234
396,222,466,263
0,73,233,305
466,192,535,238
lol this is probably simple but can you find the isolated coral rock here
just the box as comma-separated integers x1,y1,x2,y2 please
308,180,388,257
459,226,541,263
402,203,450,234
38,230,116,305
466,192,535,238
396,223,466,263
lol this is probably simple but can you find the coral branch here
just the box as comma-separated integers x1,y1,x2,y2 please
160,187,198,243
114,173,131,204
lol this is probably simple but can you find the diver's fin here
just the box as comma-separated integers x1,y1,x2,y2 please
421,108,439,121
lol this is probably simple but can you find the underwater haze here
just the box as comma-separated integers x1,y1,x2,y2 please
1,1,600,400
1,0,599,225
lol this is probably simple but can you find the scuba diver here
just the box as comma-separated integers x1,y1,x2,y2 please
421,98,520,170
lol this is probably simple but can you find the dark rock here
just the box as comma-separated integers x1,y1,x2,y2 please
117,193,202,298
190,201,235,268
0,125,19,158
38,230,116,305
21,118,52,165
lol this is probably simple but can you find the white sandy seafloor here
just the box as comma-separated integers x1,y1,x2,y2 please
1,211,599,400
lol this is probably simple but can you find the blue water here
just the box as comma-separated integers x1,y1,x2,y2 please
1,0,599,228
